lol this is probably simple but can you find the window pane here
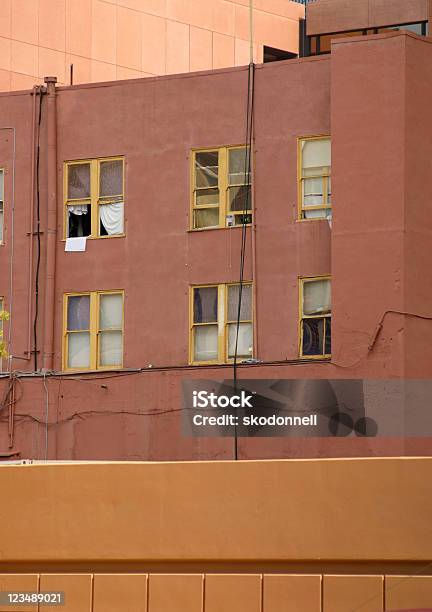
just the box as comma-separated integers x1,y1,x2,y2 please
195,152,218,188
0,207,3,242
303,279,331,316
402,23,423,35
196,188,219,207
304,208,329,220
228,185,251,212
325,318,331,354
67,204,91,238
67,295,90,330
194,208,219,229
303,177,324,206
228,284,252,321
228,322,253,358
302,318,324,356
193,287,218,323
99,293,123,329
68,331,90,368
99,202,123,235
194,325,218,361
328,176,331,203
99,330,122,366
68,163,90,199
228,147,249,185
100,160,123,197
302,139,331,171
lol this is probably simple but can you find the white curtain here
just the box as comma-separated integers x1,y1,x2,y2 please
99,202,123,235
304,280,331,315
228,322,253,358
194,326,218,361
68,332,90,368
99,331,122,366
99,294,122,329
68,204,88,215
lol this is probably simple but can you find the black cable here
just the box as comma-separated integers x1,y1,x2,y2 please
232,61,255,460
33,88,43,371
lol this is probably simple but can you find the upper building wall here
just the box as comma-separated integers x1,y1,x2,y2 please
0,0,304,92
307,0,431,35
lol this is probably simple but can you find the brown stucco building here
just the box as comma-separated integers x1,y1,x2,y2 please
0,0,432,461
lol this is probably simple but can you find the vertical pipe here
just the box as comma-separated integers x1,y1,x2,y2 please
42,76,58,371
26,86,40,361
249,0,254,63
2,127,16,361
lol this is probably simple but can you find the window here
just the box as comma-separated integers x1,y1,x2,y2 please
0,169,4,243
191,146,252,229
263,46,297,62
0,297,4,371
64,157,124,239
298,137,331,220
63,291,124,370
190,283,253,364
299,277,331,358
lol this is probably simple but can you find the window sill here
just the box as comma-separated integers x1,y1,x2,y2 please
296,218,331,223
189,359,253,366
61,234,126,242
299,354,332,360
188,225,252,233
60,366,127,374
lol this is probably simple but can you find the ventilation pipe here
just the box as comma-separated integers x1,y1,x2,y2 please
42,76,57,372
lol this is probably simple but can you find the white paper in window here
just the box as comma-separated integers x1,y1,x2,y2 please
302,138,331,170
303,279,331,315
65,236,87,252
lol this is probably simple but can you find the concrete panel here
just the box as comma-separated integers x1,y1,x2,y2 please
148,574,203,612
93,574,148,612
0,575,38,612
369,0,429,29
307,0,369,36
386,576,432,610
263,575,321,612
205,575,261,612
323,575,383,612
39,575,92,612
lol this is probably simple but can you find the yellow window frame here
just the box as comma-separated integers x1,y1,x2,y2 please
298,275,331,359
297,135,331,221
62,290,124,371
64,156,125,239
190,145,252,230
189,282,253,365
0,296,4,371
0,167,4,244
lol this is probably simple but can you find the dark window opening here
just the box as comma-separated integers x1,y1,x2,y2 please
263,46,297,63
68,204,91,238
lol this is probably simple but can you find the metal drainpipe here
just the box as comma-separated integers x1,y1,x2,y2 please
42,76,57,372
